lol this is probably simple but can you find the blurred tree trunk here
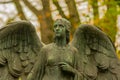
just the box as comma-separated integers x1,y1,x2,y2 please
23,0,53,44
12,0,27,20
64,0,81,35
89,0,99,24
41,0,54,44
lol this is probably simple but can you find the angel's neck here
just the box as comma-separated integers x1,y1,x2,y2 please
55,37,67,47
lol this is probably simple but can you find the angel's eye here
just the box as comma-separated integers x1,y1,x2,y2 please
59,24,64,28
54,25,57,28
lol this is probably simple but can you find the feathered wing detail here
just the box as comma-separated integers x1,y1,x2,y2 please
0,21,43,80
71,24,120,80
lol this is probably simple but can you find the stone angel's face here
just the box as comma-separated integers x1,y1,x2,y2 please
54,23,66,37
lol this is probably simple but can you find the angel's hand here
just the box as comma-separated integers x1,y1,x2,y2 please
58,62,75,74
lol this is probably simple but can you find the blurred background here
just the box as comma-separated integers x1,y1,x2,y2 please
0,0,120,58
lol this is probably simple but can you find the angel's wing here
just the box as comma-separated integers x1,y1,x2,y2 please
0,21,44,80
71,24,120,80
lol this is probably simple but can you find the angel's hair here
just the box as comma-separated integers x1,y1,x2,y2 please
54,18,71,31
66,29,70,44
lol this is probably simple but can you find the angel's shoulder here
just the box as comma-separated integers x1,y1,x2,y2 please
69,44,78,54
41,43,54,51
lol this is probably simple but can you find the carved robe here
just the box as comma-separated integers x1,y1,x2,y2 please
27,43,82,80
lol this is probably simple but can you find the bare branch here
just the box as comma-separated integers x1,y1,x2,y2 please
22,0,42,15
12,0,27,20
0,1,13,4
52,0,67,19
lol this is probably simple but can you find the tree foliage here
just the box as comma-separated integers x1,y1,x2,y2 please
90,0,118,42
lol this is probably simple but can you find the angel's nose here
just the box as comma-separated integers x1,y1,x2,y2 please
56,26,60,31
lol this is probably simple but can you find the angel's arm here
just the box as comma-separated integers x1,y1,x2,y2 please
27,47,47,80
73,48,83,80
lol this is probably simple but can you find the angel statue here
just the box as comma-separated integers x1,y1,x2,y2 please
26,18,120,80
27,18,82,80
0,18,120,80
0,21,43,80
